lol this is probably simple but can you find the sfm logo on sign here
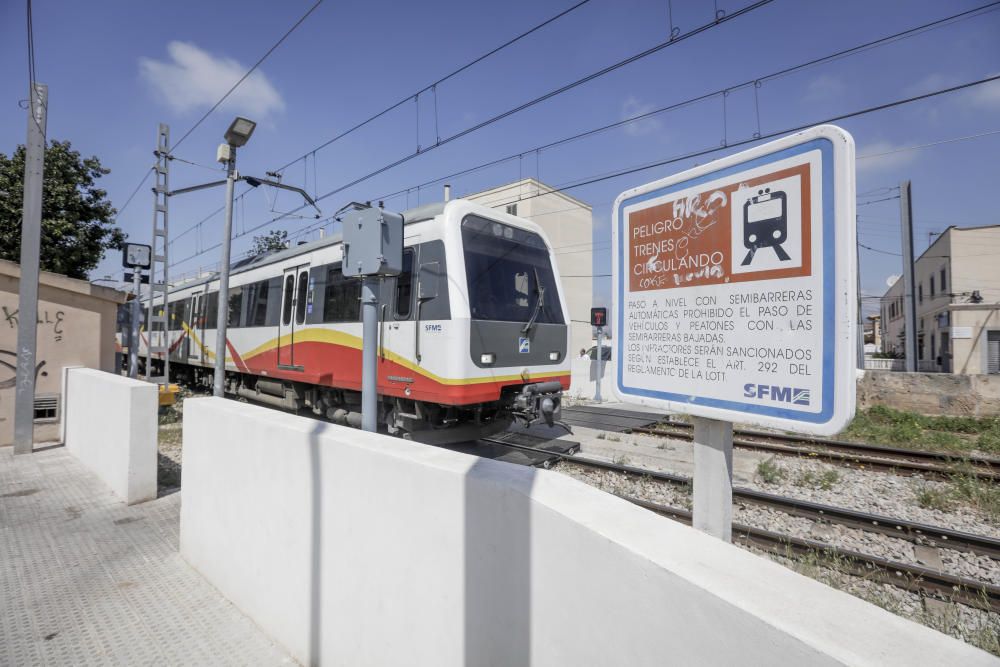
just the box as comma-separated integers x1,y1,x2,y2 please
744,383,811,405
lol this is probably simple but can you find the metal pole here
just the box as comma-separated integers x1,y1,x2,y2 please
360,276,379,431
129,270,141,378
856,229,864,370
594,325,604,403
13,82,47,456
692,416,734,541
899,181,917,372
213,151,237,397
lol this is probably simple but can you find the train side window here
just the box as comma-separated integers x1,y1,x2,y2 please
227,286,243,328
295,271,308,325
282,275,295,326
247,280,270,327
323,263,361,322
205,292,218,328
394,249,414,319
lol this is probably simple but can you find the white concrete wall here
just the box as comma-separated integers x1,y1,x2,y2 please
64,368,157,504
568,357,615,399
180,397,994,667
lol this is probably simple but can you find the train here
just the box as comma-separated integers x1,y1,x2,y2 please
130,198,571,443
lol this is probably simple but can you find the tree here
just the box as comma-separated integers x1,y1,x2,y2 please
248,229,289,258
0,140,125,279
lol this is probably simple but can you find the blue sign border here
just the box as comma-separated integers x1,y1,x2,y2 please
615,138,835,424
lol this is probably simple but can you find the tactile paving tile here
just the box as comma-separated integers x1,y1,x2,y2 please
0,446,297,666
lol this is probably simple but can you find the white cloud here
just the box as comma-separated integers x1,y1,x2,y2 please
856,140,919,173
139,41,285,119
621,96,663,137
803,75,846,103
967,74,1000,109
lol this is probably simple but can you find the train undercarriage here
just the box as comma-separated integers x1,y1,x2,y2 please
141,358,562,445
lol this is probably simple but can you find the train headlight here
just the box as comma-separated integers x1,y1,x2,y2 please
481,353,496,364
549,351,559,361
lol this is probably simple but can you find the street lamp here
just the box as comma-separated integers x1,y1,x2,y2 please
165,116,320,398
224,117,256,147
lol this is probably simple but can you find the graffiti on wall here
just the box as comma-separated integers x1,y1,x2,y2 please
2,307,66,342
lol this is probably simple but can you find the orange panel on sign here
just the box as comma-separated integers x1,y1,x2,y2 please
627,163,812,292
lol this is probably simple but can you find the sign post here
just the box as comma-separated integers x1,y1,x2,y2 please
341,205,404,432
123,243,152,379
612,125,856,541
591,307,607,402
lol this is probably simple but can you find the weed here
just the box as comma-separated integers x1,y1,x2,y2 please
948,471,1000,520
838,405,1000,454
596,432,606,440
613,454,630,466
914,484,953,512
755,457,785,485
606,434,621,442
796,469,840,490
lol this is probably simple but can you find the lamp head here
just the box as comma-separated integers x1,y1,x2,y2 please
224,116,257,148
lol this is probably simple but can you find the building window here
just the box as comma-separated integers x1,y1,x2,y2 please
940,267,947,293
505,203,517,216
930,333,936,362
919,318,924,331
930,276,935,298
918,284,923,303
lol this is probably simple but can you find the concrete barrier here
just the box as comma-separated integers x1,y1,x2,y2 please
858,370,1000,416
64,368,157,504
180,397,994,666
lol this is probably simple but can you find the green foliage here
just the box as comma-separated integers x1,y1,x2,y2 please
755,457,785,484
914,485,953,512
248,229,289,258
796,469,840,490
839,405,1000,453
0,140,124,279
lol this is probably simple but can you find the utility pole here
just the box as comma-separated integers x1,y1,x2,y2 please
856,227,863,370
360,277,379,431
129,270,142,378
146,124,171,387
899,181,917,372
13,81,47,456
213,149,238,397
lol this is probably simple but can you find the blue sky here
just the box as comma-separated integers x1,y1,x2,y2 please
2,0,999,315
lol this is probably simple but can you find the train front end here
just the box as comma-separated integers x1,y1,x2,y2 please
446,200,571,429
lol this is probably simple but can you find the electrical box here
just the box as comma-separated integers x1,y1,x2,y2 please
341,207,404,277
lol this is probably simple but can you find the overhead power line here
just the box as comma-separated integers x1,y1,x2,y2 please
365,1,1000,208
113,1,323,225
172,0,323,153
274,0,594,173
483,72,1000,212
273,0,777,192
169,72,1000,272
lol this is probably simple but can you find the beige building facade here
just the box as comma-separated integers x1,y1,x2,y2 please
0,260,126,445
467,178,595,356
880,225,1000,374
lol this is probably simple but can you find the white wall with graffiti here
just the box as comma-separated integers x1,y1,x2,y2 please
0,259,126,445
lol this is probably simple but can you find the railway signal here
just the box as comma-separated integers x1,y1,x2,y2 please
591,307,607,402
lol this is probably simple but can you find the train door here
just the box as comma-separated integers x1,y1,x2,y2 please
383,249,417,369
189,287,208,363
277,264,309,370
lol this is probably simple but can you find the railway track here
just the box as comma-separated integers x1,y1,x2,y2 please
481,436,1000,612
562,405,1000,482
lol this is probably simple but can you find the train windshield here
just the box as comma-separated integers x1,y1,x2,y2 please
462,215,564,325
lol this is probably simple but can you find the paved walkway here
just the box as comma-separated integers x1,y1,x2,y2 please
0,445,295,666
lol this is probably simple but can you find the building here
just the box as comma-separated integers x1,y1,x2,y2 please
879,225,1000,374
0,259,126,445
466,178,595,355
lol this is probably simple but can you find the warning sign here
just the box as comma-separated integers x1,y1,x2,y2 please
612,125,857,435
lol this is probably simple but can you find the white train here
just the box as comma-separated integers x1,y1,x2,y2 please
135,199,571,442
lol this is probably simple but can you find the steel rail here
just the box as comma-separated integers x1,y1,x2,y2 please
623,494,1000,614
635,425,1000,482
559,405,999,481
480,437,1000,560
